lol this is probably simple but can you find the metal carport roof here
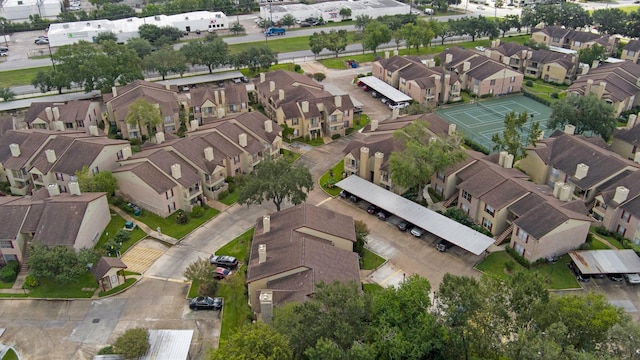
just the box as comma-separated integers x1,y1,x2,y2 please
357,76,413,104
569,250,640,275
336,175,494,255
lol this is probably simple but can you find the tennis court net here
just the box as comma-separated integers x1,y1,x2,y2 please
477,102,504,118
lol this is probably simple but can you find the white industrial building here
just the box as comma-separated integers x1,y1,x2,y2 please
48,11,228,47
260,0,410,23
0,0,61,21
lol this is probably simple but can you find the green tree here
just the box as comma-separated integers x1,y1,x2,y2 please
113,327,149,359
143,46,188,80
578,43,607,66
495,0,504,7
309,32,325,56
210,323,293,360
26,244,98,284
125,98,162,138
180,34,229,73
237,157,313,211
126,37,153,58
355,14,372,31
92,3,136,20
229,21,245,34
94,31,118,44
75,166,119,199
100,40,143,88
138,24,182,47
548,94,617,140
231,46,277,74
339,7,352,20
491,111,541,160
0,87,16,102
183,257,216,285
32,68,71,94
389,120,466,201
280,13,296,28
400,20,434,53
273,281,369,359
362,20,392,55
592,8,627,35
354,220,368,257
321,29,348,57
88,0,110,9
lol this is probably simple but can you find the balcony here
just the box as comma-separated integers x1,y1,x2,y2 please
344,162,358,173
184,184,202,199
591,205,606,219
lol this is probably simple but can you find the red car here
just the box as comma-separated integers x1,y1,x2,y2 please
214,267,232,279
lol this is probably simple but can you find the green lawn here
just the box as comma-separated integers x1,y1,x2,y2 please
0,66,50,87
95,213,147,254
361,248,385,270
188,279,203,298
591,230,625,249
363,283,385,293
476,251,580,290
587,239,611,250
523,79,568,103
230,32,360,55
319,161,344,196
281,149,301,163
98,278,136,297
346,114,370,135
2,348,18,360
0,280,14,289
215,228,254,343
218,190,239,206
135,206,219,239
28,272,98,298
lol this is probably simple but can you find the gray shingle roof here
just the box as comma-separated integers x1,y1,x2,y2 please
91,256,127,280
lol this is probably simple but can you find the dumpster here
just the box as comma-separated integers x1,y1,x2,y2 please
125,221,134,229
134,208,141,216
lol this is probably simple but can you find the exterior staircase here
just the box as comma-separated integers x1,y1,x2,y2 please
494,224,514,245
442,194,458,208
20,245,29,272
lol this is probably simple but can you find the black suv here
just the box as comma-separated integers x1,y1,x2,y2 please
209,255,238,268
436,240,453,252
189,296,223,310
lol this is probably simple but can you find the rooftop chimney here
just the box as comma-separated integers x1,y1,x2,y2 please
52,107,60,121
393,50,399,57
45,149,56,163
165,80,170,90
553,181,565,198
263,215,270,233
89,125,99,136
47,184,60,197
503,154,514,169
634,151,640,164
155,132,165,144
498,151,508,167
627,114,637,130
574,163,589,180
171,163,181,179
445,53,453,64
370,119,378,131
111,86,118,97
45,107,53,121
564,124,576,135
278,89,284,101
448,123,456,136
613,186,629,204
559,184,572,201
385,51,390,59
9,143,20,157
204,147,214,161
301,101,309,113
259,290,273,323
264,120,272,133
239,133,247,147
269,81,275,92
463,61,471,72
334,95,342,107
190,120,199,131
260,72,266,83
258,243,267,263
53,121,64,132
122,146,132,160
69,181,81,196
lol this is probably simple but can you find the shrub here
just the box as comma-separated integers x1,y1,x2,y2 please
594,226,610,236
504,260,515,273
217,190,229,200
313,72,326,82
525,80,534,87
463,139,490,155
97,346,115,355
23,275,39,289
0,265,17,283
331,134,341,140
294,64,301,72
113,327,149,359
550,92,559,99
175,210,189,225
6,260,19,272
191,205,204,218
198,281,218,296
111,196,124,206
506,246,530,268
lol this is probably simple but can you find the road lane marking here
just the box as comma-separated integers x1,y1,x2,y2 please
378,269,403,286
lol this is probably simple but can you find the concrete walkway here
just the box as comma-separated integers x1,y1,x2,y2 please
109,205,179,245
590,232,620,250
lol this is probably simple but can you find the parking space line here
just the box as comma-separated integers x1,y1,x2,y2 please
379,269,403,286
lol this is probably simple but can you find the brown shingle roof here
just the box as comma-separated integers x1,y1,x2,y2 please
91,256,127,280
106,80,180,122
625,40,640,52
0,204,29,240
114,162,176,194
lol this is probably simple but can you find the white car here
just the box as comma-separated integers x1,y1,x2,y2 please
625,273,640,284
389,102,410,110
475,46,486,51
477,5,485,10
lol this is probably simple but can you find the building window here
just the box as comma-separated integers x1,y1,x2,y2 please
229,104,237,112
233,155,240,164
76,120,84,128
546,65,550,71
292,118,299,125
92,167,99,175
490,79,496,85
55,173,64,181
517,227,528,242
168,202,176,212
482,217,493,232
117,150,123,160
621,210,631,222
484,204,495,216
461,203,469,215
462,190,472,201
436,171,445,181
510,76,516,83
65,122,74,129
60,185,67,193
514,242,525,257
0,240,13,249
165,188,174,199
617,225,626,237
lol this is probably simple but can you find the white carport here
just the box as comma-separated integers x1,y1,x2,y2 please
357,76,412,104
336,175,494,255
569,250,640,275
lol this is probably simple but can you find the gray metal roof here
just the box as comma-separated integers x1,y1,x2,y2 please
569,250,640,275
357,76,413,103
336,175,494,255
141,330,194,360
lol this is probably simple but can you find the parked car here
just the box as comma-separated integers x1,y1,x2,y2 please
354,106,363,114
436,239,454,252
475,46,486,51
371,91,379,98
209,255,238,268
0,48,7,57
339,190,351,199
367,204,379,214
381,98,390,104
410,226,425,238
300,21,312,27
625,273,640,284
350,195,360,203
189,296,223,310
397,220,412,232
356,80,365,87
214,267,232,279
568,262,590,282
34,38,49,45
377,210,391,221
608,273,624,282
389,102,410,110
477,5,485,10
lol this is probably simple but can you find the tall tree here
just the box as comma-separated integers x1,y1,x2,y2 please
389,120,466,201
236,157,313,211
94,31,118,44
548,95,617,140
592,8,628,35
125,98,162,138
231,46,277,74
75,165,119,199
339,8,352,20
210,323,293,360
491,111,541,160
32,68,71,94
0,87,16,102
400,20,434,52
229,21,245,35
143,46,188,80
578,44,607,66
362,20,392,55
180,34,229,73
280,13,296,28
100,40,144,88
26,244,98,284
355,14,372,31
127,37,153,58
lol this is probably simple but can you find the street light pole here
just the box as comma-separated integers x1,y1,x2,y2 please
47,42,55,71
0,24,7,47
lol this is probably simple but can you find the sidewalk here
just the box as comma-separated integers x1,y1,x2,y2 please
109,205,179,245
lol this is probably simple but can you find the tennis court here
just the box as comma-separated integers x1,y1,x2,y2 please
435,96,553,152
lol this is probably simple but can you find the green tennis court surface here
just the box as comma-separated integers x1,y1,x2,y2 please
435,95,553,152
